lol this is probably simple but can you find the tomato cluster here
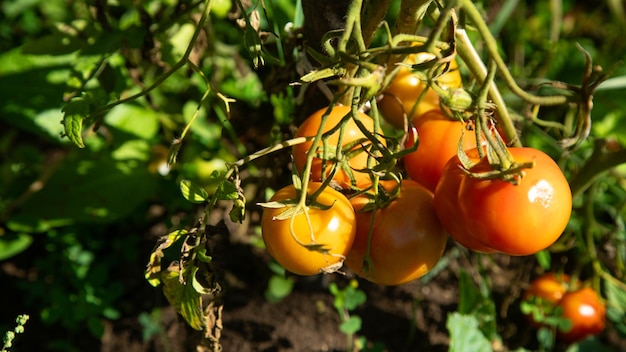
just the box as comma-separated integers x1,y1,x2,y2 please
261,105,447,285
523,273,606,343
260,49,573,284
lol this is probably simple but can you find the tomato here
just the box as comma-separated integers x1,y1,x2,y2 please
345,180,448,285
557,287,606,343
522,274,605,343
457,147,572,256
434,152,495,253
261,182,356,276
292,105,385,189
378,52,462,129
404,109,482,193
524,273,574,304
522,273,576,327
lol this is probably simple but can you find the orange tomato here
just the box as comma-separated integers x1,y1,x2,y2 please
261,182,356,276
379,52,462,129
292,105,385,190
346,180,447,285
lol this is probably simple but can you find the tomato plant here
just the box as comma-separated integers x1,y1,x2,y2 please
522,274,606,344
557,287,606,343
345,180,447,285
522,273,577,327
378,52,462,129
456,147,572,256
261,182,356,276
404,109,482,192
292,105,384,189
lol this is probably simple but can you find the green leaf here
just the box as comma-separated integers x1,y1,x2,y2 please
603,277,626,334
535,250,551,270
61,96,91,148
343,286,367,311
457,268,498,339
180,179,209,203
446,313,492,352
145,229,188,287
0,233,33,260
216,180,238,200
161,267,206,331
265,275,294,303
339,316,362,335
9,154,158,226
229,198,246,223
105,104,160,140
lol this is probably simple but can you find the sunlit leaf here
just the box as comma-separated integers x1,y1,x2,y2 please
446,313,492,352
161,267,205,331
145,229,188,287
61,96,91,148
0,233,33,261
180,179,209,203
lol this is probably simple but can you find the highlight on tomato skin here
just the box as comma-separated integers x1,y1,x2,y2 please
260,182,357,276
291,105,386,190
345,179,448,286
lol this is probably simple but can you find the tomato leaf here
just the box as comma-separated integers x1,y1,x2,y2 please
161,266,206,331
61,96,91,148
446,313,492,352
265,275,294,304
0,233,33,261
215,180,239,200
299,66,346,83
535,250,552,270
180,179,209,203
339,316,362,335
145,229,188,287
458,268,498,339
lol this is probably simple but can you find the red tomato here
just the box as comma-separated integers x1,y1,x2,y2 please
557,287,606,343
458,147,572,256
292,105,385,189
261,182,356,276
434,152,495,253
379,52,462,129
345,180,448,285
404,109,482,193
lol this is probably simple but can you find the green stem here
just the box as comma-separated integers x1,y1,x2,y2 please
392,0,433,36
361,0,392,48
457,0,571,107
455,28,522,147
569,141,626,198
